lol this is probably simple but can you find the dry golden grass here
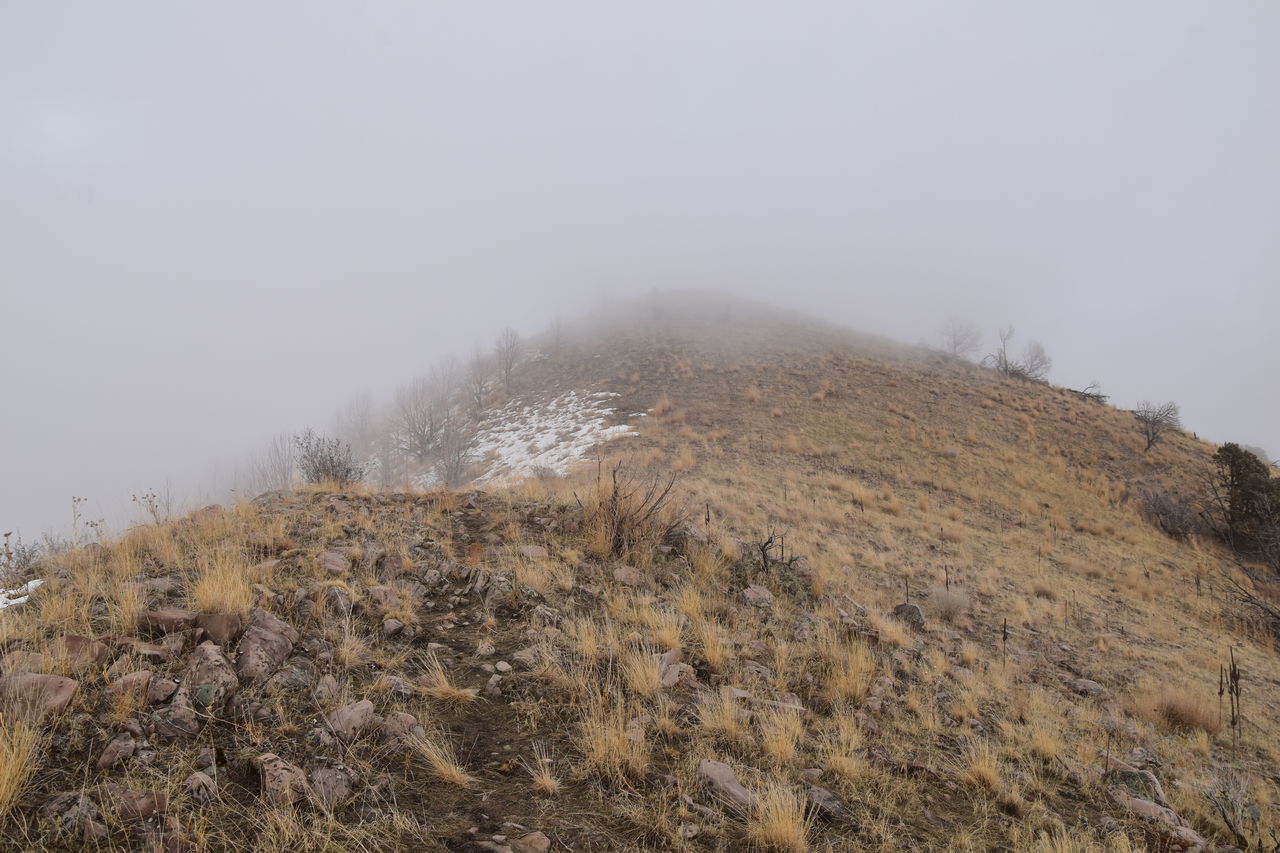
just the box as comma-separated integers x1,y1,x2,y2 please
758,706,805,766
578,690,649,780
621,646,664,697
0,714,44,822
191,553,254,614
418,653,479,705
747,782,813,852
522,743,560,796
406,730,477,788
1129,687,1222,734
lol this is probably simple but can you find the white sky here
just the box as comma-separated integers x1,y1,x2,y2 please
2,2,1277,538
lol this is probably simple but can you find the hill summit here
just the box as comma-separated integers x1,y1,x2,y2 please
1,298,1277,852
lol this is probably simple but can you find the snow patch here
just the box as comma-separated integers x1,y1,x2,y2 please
1,578,44,611
471,390,638,484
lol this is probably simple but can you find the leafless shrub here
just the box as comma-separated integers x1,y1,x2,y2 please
983,326,1051,383
577,464,684,565
1134,400,1181,451
1136,482,1202,539
294,429,368,486
939,318,981,361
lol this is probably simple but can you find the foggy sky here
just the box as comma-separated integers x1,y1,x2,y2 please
3,2,1278,540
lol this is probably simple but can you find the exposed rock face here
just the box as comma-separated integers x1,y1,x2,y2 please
326,699,377,743
234,608,298,684
141,609,197,635
0,673,79,719
696,759,754,811
893,602,926,630
1068,678,1105,697
180,642,239,712
307,764,357,808
255,753,309,804
195,612,244,646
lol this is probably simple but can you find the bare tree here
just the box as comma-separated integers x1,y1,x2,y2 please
984,326,1052,382
939,318,981,360
1134,400,1182,451
434,418,475,488
396,378,445,461
251,433,295,492
494,327,521,398
466,351,490,413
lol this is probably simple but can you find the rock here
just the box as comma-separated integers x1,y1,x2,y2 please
1109,787,1208,850
234,608,298,684
381,711,424,744
185,772,217,806
892,602,926,630
1104,761,1168,805
518,545,548,559
316,550,350,575
855,711,879,735
0,673,79,719
195,612,243,646
476,640,496,657
142,576,181,595
1068,678,1105,697
255,753,309,804
381,675,416,697
807,785,855,823
141,609,197,635
612,565,647,587
263,659,318,695
40,791,108,843
512,647,540,667
510,831,551,853
181,642,239,711
327,699,377,742
696,759,754,812
151,696,201,741
148,678,178,704
314,674,340,702
743,584,774,607
324,586,353,618
495,661,513,674
47,635,110,669
308,764,357,808
100,783,167,819
483,674,503,698
111,670,153,703
383,618,405,637
96,731,137,770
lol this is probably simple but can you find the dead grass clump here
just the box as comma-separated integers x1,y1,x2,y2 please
418,653,479,705
927,586,970,623
652,394,674,416
960,740,1003,793
1129,688,1222,734
406,729,477,787
522,743,560,795
747,782,813,853
191,554,254,614
743,386,763,404
621,646,665,697
759,707,805,766
0,714,45,821
579,691,649,780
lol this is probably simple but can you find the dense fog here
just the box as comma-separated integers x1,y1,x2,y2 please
3,2,1277,540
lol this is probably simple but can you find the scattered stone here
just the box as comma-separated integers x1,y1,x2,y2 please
612,565,647,587
151,696,201,741
743,584,774,607
263,659,318,695
495,661,513,674
96,731,137,770
0,673,79,719
100,783,167,819
381,711,425,744
314,674,340,702
807,785,856,823
111,670,153,704
892,602,926,630
327,698,377,742
40,791,108,843
308,763,357,808
476,640,496,657
1108,787,1207,851
483,674,503,698
510,831,551,853
234,608,298,684
147,678,178,704
141,609,197,635
324,586,353,618
47,634,110,669
316,550,350,575
181,642,239,711
142,576,181,595
383,618,405,637
255,753,309,804
195,612,244,646
511,647,540,667
1068,678,1105,697
518,545,548,560
697,758,754,811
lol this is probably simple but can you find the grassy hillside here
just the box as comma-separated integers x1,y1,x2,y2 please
1,301,1276,852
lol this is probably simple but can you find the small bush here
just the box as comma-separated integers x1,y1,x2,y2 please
928,586,970,623
294,429,368,486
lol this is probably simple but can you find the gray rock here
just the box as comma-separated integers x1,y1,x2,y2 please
892,602,925,630
1068,678,1105,697
696,758,754,811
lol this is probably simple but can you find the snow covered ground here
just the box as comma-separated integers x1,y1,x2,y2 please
1,578,44,611
471,390,638,484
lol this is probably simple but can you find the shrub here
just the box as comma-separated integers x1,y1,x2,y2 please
1206,443,1280,571
1134,401,1182,451
1136,482,1201,539
293,429,368,486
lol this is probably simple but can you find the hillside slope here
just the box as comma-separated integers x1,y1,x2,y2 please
1,299,1277,852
